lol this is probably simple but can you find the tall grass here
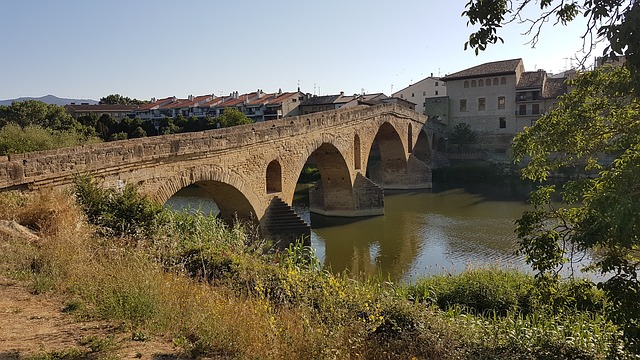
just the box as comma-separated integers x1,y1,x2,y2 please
0,187,635,359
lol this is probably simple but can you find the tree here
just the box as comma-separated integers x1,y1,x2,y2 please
216,107,253,127
513,65,640,352
99,94,148,105
462,0,640,89
0,100,82,131
463,2,640,351
450,122,478,152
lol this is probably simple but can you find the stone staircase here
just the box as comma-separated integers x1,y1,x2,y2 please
262,196,311,246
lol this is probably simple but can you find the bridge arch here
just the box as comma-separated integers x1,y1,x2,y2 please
266,159,282,193
413,128,432,163
354,134,361,170
364,121,408,187
151,165,261,224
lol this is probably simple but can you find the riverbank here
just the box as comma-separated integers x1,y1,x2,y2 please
0,188,633,359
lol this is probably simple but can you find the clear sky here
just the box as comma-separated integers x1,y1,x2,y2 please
0,1,602,101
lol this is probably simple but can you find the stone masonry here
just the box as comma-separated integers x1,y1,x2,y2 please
0,104,433,228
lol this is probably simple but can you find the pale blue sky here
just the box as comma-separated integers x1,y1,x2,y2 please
0,1,601,101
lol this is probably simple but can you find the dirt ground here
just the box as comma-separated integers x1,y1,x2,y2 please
0,276,180,359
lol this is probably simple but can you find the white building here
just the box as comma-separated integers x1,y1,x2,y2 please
392,75,446,115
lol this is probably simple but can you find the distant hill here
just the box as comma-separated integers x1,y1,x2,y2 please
0,95,99,106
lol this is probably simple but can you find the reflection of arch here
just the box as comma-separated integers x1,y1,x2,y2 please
152,165,260,223
413,130,431,163
354,134,361,170
266,160,282,193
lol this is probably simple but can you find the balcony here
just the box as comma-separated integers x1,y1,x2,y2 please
516,92,541,102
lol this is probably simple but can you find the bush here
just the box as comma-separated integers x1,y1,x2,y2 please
73,176,167,238
0,123,101,155
407,268,537,315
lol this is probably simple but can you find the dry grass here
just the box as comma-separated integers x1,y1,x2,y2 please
0,189,630,359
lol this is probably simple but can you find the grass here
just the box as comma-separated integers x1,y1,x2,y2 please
0,188,636,359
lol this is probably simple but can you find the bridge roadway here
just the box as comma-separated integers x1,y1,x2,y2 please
0,104,434,236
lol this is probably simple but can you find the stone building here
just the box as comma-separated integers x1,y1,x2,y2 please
439,58,571,153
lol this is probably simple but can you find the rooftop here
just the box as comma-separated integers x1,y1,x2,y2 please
517,71,546,89
441,58,523,81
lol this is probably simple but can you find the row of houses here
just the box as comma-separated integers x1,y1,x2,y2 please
65,89,306,123
65,89,416,123
65,57,599,155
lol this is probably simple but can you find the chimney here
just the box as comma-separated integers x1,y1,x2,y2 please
151,97,156,103
340,91,344,97
188,94,193,101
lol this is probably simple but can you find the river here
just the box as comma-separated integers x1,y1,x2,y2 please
165,178,548,282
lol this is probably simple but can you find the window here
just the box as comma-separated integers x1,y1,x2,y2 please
423,91,426,96
471,80,477,87
499,117,507,128
498,96,505,110
493,78,499,85
501,77,506,85
478,98,486,111
486,78,492,86
411,93,415,97
519,104,526,115
464,81,469,88
435,90,439,95
532,103,540,115
459,99,467,112
435,81,439,86
479,79,484,87
400,94,403,99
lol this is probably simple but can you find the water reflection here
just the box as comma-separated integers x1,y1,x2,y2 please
303,179,535,282
165,180,542,282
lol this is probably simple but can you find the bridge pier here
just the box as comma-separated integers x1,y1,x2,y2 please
368,154,432,190
309,173,384,217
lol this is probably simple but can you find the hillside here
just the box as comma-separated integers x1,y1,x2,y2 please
0,95,98,106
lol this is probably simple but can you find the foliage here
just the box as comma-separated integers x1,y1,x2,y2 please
462,0,640,88
216,107,253,127
513,65,640,352
0,100,74,130
73,175,167,238
0,123,101,155
450,122,478,151
0,123,100,155
406,268,606,316
0,101,100,155
2,189,636,359
99,93,148,105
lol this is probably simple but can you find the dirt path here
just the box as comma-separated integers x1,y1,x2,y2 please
0,277,179,359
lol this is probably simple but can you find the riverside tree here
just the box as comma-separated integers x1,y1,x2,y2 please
461,0,640,352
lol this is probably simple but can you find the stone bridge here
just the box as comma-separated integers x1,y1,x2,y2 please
0,104,434,238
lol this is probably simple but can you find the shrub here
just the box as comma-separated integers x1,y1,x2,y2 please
0,123,101,155
73,175,167,239
407,268,538,315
